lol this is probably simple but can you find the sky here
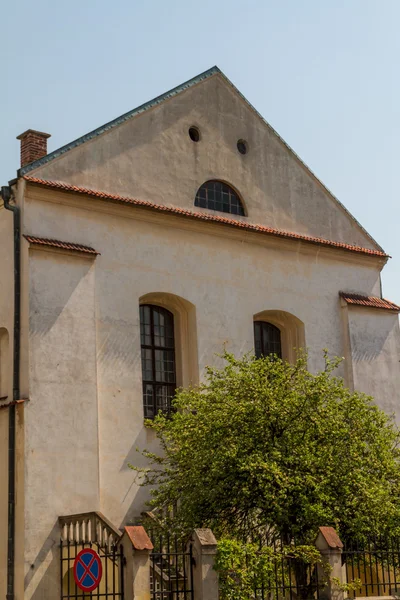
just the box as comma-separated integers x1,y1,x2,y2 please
1,0,399,301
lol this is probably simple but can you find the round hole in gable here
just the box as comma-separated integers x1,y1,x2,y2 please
237,139,248,155
189,127,200,142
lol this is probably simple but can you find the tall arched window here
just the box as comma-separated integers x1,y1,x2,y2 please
195,181,245,216
254,321,282,359
140,305,177,418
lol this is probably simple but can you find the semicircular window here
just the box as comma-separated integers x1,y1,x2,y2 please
195,180,245,216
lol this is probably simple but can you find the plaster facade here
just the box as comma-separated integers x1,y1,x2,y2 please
30,72,379,251
0,68,399,599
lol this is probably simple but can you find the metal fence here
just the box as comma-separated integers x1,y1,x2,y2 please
143,517,400,600
148,531,194,600
253,555,324,600
59,512,124,600
60,539,124,600
343,537,400,598
237,537,400,600
221,538,326,600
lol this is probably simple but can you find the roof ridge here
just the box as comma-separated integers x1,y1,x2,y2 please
23,176,389,260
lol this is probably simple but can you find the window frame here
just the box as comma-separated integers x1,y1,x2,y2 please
140,304,177,419
254,320,282,359
194,180,246,216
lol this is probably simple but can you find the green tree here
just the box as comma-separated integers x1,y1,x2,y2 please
135,352,400,597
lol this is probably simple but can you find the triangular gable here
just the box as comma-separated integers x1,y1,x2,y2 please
19,66,383,253
18,66,221,177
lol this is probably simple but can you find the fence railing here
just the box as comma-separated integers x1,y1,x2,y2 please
217,535,328,600
148,530,194,600
122,518,400,600
343,537,400,598
59,511,122,547
59,512,124,600
253,555,324,600
236,534,400,600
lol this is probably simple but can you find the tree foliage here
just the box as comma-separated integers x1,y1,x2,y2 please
215,538,330,600
135,351,400,545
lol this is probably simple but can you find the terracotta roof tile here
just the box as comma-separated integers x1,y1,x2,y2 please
0,399,28,411
123,526,153,551
24,235,99,256
340,292,400,312
318,527,343,549
23,176,388,259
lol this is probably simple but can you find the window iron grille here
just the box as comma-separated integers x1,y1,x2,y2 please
140,305,177,419
254,321,282,359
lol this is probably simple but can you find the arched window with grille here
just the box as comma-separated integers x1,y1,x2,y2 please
140,304,176,418
254,321,282,359
195,180,245,216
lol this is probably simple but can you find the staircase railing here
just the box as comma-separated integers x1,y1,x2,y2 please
59,511,122,550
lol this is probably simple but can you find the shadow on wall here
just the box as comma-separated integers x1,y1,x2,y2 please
349,312,399,363
29,253,95,338
24,520,60,600
97,315,142,381
96,291,199,387
120,424,161,527
120,290,199,520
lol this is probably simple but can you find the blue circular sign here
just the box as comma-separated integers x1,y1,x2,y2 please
73,548,102,592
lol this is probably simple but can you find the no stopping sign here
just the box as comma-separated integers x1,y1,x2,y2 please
73,548,103,592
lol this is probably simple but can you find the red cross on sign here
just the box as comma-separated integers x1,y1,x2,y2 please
73,548,103,592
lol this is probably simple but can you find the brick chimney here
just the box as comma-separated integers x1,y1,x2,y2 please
17,129,51,168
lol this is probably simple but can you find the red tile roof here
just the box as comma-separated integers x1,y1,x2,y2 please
0,399,27,411
122,526,153,551
318,527,343,549
340,292,400,312
23,176,388,259
24,235,99,256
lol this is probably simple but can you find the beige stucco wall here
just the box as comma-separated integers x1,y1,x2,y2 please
347,306,400,421
0,205,14,598
30,73,378,251
16,180,398,598
24,248,100,599
22,186,386,517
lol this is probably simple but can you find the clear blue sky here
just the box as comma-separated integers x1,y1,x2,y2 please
1,0,399,301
